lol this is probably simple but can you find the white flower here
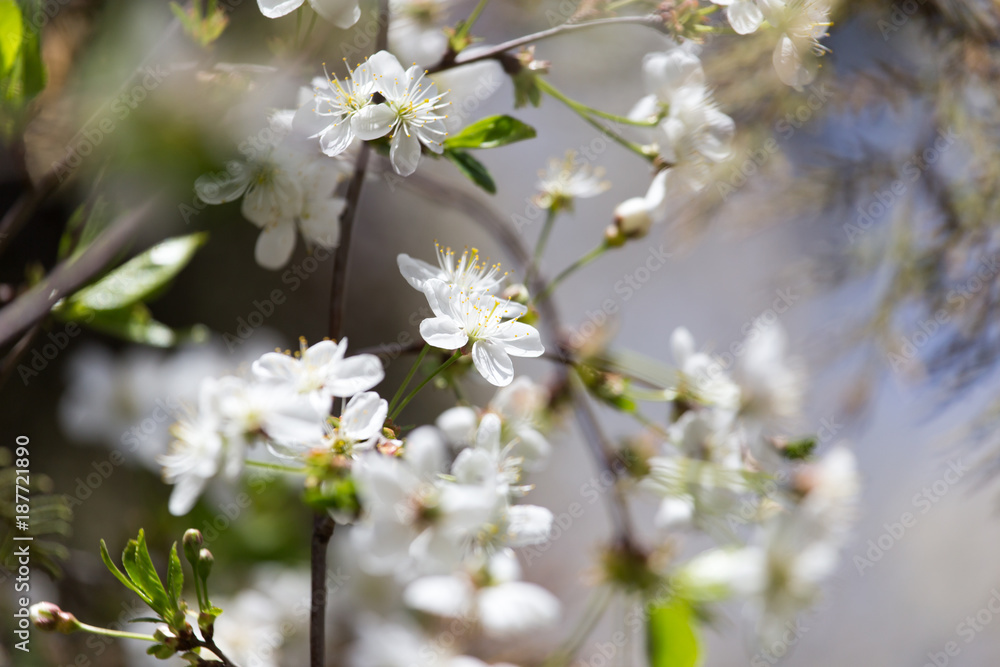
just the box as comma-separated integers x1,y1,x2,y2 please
159,402,226,516
630,47,705,123
257,0,361,28
252,338,384,413
403,550,560,638
398,243,506,294
670,327,740,410
451,413,532,498
367,50,451,175
325,391,389,456
294,59,394,158
760,0,832,89
352,428,495,573
419,280,543,387
195,145,348,269
734,321,803,428
536,151,610,208
349,618,503,667
712,0,766,35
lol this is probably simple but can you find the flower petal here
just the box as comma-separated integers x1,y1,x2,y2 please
420,317,468,350
727,0,764,34
325,353,385,396
397,253,442,290
471,340,514,387
257,0,304,18
404,575,474,618
341,391,388,441
477,582,560,637
390,129,422,176
254,222,297,270
352,103,397,141
307,0,360,28
494,322,544,358
317,118,355,157
195,161,252,204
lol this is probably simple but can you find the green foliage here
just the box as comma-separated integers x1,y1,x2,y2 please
0,0,47,137
781,437,817,461
102,529,186,627
58,197,112,261
443,115,537,150
170,1,229,48
647,597,702,667
55,232,209,347
443,148,496,194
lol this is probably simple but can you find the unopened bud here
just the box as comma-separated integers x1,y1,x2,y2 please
31,602,80,633
182,529,203,564
501,283,530,305
613,197,653,239
197,548,214,578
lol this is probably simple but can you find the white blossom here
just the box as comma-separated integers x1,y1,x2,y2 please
398,243,506,295
419,280,543,387
257,0,361,28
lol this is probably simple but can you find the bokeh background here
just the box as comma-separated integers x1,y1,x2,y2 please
3,0,1000,665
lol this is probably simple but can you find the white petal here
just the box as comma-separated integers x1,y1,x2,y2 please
397,253,441,290
257,0,304,18
352,103,397,140
307,0,360,28
628,94,660,123
368,50,408,98
476,413,502,454
252,352,298,384
404,426,446,478
773,35,812,89
471,340,514,387
404,576,474,618
505,505,553,547
341,392,388,441
654,496,695,530
325,354,385,396
254,222,297,270
318,118,355,157
420,317,468,350
292,101,331,139
495,322,544,358
436,406,478,445
298,197,344,247
195,162,251,204
451,448,495,486
512,427,550,469
727,0,764,34
477,582,560,637
168,475,207,516
390,129,422,176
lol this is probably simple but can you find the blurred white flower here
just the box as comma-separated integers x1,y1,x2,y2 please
734,321,804,431
252,338,384,413
613,169,670,238
670,327,740,410
257,0,361,28
419,280,543,387
389,0,454,66
398,243,506,294
536,150,610,209
712,0,766,35
761,0,833,89
403,550,560,638
349,618,507,667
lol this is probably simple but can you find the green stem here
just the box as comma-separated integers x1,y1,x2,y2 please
302,8,319,45
390,351,462,420
543,586,615,666
388,343,430,414
245,460,307,474
534,242,610,303
536,78,658,156
77,622,157,642
457,0,491,39
525,207,558,288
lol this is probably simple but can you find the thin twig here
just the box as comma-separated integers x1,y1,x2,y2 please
0,197,159,348
428,15,667,74
0,322,42,391
309,514,335,667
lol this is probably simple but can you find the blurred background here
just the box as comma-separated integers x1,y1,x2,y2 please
3,0,1000,665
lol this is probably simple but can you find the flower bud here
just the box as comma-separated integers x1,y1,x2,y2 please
500,283,530,305
613,197,654,239
197,548,214,578
182,529,203,565
30,602,80,634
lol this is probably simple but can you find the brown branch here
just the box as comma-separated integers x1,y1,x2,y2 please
0,197,159,349
309,514,335,667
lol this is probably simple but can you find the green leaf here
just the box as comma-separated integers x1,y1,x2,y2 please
166,542,184,608
121,529,173,619
100,539,153,605
443,115,537,150
443,149,496,194
0,1,23,74
18,21,45,100
65,232,208,312
62,302,181,347
647,598,702,667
